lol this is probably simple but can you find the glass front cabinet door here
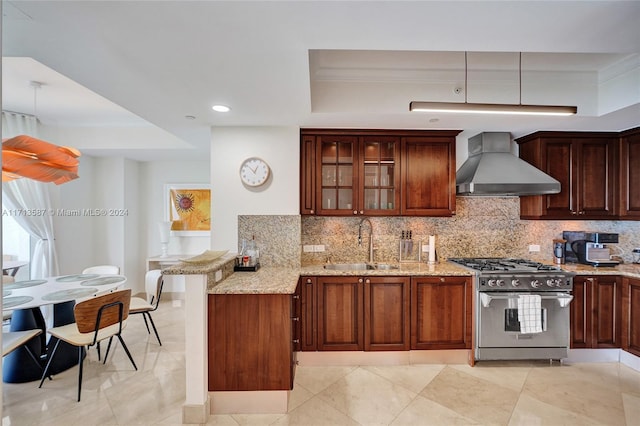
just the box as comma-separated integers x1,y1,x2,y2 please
301,129,460,217
317,135,358,215
360,136,400,215
314,134,401,216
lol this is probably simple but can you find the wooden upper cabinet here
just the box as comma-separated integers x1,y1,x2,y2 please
619,127,640,219
300,135,316,215
401,136,457,216
578,137,616,218
517,132,617,219
300,129,460,217
316,135,359,216
359,136,401,216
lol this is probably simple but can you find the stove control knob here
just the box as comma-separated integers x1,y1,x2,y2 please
511,279,520,287
531,280,541,288
546,279,555,287
488,279,496,287
496,279,505,287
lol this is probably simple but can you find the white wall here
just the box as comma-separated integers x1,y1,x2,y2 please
211,126,299,252
139,159,210,293
41,124,194,152
55,155,97,275
123,158,141,288
56,156,144,289
139,160,210,257
57,157,209,294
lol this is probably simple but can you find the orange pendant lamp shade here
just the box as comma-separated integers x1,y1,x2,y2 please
2,135,81,185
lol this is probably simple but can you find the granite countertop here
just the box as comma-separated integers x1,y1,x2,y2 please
299,262,473,277
562,262,640,279
162,253,237,275
207,261,472,295
210,267,301,294
164,254,640,296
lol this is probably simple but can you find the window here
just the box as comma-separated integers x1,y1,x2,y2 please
2,214,31,281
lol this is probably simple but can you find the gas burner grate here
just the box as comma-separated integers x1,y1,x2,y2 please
449,257,562,273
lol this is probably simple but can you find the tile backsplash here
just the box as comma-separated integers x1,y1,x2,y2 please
240,197,640,267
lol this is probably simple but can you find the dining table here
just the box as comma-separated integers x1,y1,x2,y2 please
2,273,127,383
2,260,29,277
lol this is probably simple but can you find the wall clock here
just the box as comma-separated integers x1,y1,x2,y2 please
239,157,271,187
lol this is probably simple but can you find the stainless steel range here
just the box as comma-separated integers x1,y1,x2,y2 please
449,258,575,361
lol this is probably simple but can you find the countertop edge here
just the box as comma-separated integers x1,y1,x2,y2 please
161,259,640,296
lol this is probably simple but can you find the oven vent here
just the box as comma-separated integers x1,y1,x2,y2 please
456,132,561,196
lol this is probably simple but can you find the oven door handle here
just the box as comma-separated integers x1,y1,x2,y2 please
480,293,573,308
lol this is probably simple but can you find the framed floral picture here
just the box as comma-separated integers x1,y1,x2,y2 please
164,183,211,236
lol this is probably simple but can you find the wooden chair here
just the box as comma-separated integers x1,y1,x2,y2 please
129,270,164,345
81,265,120,274
3,329,43,368
38,289,137,401
79,265,120,359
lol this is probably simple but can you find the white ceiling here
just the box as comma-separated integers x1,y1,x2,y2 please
2,1,640,161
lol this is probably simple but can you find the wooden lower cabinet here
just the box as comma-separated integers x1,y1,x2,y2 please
303,275,411,351
411,276,472,349
570,275,621,348
622,277,640,356
364,276,410,351
208,292,296,391
300,276,318,351
317,276,364,350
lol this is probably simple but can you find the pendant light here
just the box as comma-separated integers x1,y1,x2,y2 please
2,81,82,185
409,52,577,116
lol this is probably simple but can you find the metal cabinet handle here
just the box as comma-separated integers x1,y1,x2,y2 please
293,295,300,299
365,278,370,284
292,317,300,322
310,210,314,214
353,211,358,215
358,278,363,283
293,339,300,344
306,278,313,284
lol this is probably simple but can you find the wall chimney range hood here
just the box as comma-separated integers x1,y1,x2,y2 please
456,132,561,196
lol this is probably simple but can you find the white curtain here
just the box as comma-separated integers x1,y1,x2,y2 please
2,111,60,278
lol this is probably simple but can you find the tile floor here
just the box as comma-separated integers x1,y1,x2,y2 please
3,298,640,425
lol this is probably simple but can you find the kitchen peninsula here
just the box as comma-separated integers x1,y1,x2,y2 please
164,253,640,423
163,254,474,422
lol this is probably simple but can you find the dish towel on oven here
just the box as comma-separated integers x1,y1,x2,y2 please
518,294,543,333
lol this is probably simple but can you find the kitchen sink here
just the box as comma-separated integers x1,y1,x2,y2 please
323,263,374,270
323,263,399,271
374,263,399,270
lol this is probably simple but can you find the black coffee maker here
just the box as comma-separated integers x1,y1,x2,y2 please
562,231,619,266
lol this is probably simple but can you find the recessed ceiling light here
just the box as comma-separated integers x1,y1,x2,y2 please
212,105,231,113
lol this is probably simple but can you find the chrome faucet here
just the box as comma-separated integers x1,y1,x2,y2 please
358,218,374,263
